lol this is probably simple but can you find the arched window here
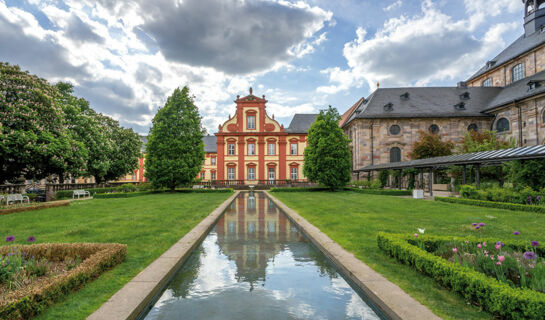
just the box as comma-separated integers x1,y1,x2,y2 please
389,124,401,135
528,1,535,14
496,118,510,132
429,124,440,134
482,78,492,87
512,63,525,82
390,147,401,163
467,123,478,132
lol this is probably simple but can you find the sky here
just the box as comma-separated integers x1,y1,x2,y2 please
0,0,525,134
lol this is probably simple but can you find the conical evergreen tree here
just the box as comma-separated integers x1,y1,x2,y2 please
145,86,204,190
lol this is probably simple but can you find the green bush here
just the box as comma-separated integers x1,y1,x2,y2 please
377,233,545,319
378,170,389,187
115,183,137,193
458,185,545,205
435,197,545,214
270,187,330,192
350,179,382,189
55,188,117,199
346,187,411,196
93,191,153,199
174,188,233,193
137,182,153,191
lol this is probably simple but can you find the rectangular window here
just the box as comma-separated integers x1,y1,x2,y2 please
211,172,216,180
211,157,216,165
290,167,298,180
228,144,235,155
200,172,205,180
227,167,235,180
248,143,255,155
247,115,256,129
290,143,297,155
248,167,255,180
268,143,275,155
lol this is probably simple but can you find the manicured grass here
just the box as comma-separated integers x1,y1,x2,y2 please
272,191,545,320
0,193,231,320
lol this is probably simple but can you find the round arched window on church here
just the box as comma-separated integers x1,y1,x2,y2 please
429,124,440,134
496,118,510,132
390,147,401,163
389,124,401,135
467,123,478,132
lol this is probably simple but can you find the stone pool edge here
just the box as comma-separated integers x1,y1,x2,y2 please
87,191,240,320
265,191,441,320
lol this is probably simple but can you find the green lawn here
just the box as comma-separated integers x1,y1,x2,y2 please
272,191,545,320
0,192,231,319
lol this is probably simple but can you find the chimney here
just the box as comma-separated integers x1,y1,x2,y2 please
457,81,467,88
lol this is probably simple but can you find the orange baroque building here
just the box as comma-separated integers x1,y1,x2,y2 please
210,88,316,184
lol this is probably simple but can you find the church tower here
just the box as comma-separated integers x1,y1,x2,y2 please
523,0,545,36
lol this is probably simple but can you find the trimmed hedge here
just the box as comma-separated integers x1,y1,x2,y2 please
345,187,412,196
377,233,545,319
435,197,545,214
0,243,126,320
0,200,70,215
93,188,234,199
174,188,234,193
270,187,330,192
55,188,117,199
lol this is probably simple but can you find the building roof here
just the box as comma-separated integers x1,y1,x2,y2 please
339,97,364,127
355,145,545,172
343,87,501,127
483,69,545,111
468,31,545,82
203,135,217,153
286,114,318,133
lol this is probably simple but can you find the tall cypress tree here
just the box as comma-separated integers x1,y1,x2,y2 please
303,106,352,191
145,86,204,190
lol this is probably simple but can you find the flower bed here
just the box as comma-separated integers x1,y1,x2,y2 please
0,201,70,216
459,185,545,206
435,197,545,214
0,241,126,319
377,233,545,319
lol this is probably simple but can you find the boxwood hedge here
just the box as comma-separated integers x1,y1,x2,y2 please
435,197,545,214
377,233,545,319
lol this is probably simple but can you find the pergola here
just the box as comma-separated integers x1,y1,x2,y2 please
354,145,545,196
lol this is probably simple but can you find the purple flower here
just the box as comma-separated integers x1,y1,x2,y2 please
538,195,542,202
472,223,478,226
479,223,486,227
5,235,14,242
513,231,520,235
475,226,480,230
26,236,35,243
531,241,539,247
496,241,505,248
523,251,537,260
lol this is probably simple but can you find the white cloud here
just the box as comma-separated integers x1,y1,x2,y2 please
383,0,402,12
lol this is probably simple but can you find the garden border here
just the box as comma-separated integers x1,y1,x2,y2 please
0,242,126,319
435,196,545,214
377,233,545,319
265,191,439,320
0,200,70,216
87,191,239,320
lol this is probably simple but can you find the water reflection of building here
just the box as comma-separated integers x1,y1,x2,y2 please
215,192,304,286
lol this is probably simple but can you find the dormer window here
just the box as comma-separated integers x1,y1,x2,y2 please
482,78,492,87
527,80,544,91
400,92,409,100
459,92,470,100
454,102,466,110
383,103,393,112
486,61,496,69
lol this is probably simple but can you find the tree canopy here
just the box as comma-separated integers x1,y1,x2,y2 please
303,106,351,191
145,86,204,190
458,130,514,153
409,130,454,160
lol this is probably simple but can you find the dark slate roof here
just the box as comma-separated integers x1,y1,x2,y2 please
343,87,501,127
483,69,545,111
203,135,217,153
355,145,545,172
468,31,545,82
286,114,318,133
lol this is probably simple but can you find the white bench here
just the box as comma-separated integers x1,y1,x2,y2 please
6,194,30,205
73,190,91,199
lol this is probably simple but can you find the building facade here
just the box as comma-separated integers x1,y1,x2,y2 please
343,1,545,177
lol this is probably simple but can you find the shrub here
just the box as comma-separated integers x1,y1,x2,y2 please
377,233,545,319
346,187,411,196
137,182,153,191
458,185,545,206
378,170,389,187
270,187,330,192
55,188,117,199
93,191,153,199
434,197,545,214
0,243,126,320
116,183,137,193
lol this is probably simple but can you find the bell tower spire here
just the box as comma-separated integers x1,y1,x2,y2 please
523,0,545,36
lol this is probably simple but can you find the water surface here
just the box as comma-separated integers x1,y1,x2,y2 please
143,192,383,320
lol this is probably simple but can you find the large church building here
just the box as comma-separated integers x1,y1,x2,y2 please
342,0,545,177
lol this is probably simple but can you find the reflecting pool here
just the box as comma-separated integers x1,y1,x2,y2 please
143,192,383,320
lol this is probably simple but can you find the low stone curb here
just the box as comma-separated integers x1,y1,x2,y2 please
87,191,240,320
0,200,71,215
265,191,441,320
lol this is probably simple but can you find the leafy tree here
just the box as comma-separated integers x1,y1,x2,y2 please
507,159,545,190
303,106,351,191
458,130,514,153
103,118,141,182
145,87,204,190
0,62,81,183
409,130,454,160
